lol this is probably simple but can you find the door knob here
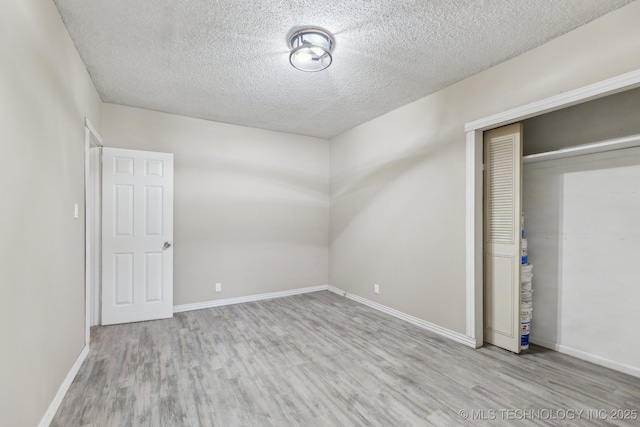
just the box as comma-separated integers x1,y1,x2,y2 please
163,241,172,250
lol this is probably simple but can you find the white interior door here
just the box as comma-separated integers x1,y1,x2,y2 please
102,148,174,325
484,123,522,353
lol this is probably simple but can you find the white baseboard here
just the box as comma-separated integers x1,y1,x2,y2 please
38,345,90,427
530,336,640,378
327,286,476,348
173,285,330,313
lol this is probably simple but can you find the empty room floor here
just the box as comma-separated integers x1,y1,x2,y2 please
52,291,640,426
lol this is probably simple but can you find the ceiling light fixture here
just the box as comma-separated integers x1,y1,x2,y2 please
289,28,335,72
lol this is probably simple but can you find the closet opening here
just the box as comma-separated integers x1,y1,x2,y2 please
465,69,640,378
518,87,640,375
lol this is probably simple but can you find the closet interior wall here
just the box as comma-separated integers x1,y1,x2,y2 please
521,87,640,376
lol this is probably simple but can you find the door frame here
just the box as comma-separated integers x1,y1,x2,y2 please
84,118,103,344
464,68,640,348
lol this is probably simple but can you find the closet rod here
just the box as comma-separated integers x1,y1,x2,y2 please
523,133,640,164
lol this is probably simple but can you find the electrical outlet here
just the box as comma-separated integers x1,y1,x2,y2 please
215,282,222,292
374,284,379,294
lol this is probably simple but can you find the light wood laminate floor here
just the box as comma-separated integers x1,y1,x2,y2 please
52,291,640,426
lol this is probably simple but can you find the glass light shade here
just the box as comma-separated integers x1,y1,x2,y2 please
289,28,335,72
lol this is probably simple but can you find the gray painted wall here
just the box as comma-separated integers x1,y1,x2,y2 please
329,1,640,335
102,104,330,307
0,1,102,426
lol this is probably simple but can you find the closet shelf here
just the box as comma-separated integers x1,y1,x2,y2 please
523,133,640,164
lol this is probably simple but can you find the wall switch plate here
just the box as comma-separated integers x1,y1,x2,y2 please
74,203,79,219
374,284,379,294
215,283,222,292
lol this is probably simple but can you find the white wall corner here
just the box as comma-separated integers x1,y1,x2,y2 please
38,345,90,427
327,285,347,297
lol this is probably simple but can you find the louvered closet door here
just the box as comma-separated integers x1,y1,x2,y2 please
484,123,522,353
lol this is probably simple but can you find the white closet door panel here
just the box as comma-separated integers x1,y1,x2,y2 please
484,123,522,353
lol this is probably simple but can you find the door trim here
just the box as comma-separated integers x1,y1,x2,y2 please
84,118,103,345
464,68,640,347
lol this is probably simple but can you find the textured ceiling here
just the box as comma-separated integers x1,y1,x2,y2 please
53,0,633,139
